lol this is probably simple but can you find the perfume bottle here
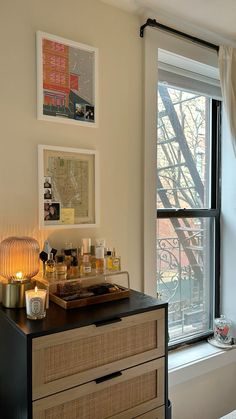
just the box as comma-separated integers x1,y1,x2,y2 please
106,249,113,271
80,254,92,276
90,245,97,271
112,248,121,271
45,252,56,279
95,246,105,275
70,257,79,278
82,238,91,255
55,255,67,279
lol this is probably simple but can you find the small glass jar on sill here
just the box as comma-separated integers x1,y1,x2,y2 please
214,315,232,344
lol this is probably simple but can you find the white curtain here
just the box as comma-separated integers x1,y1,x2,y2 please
218,46,236,155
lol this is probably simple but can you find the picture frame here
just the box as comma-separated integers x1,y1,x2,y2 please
36,31,98,127
38,145,99,229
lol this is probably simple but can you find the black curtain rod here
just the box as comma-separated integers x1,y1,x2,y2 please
140,18,219,52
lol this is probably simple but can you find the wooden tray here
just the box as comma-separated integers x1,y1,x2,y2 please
49,287,130,309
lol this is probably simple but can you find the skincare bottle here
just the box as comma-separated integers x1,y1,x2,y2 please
112,248,121,271
95,246,105,275
55,255,67,279
45,252,56,279
80,254,92,276
95,239,106,248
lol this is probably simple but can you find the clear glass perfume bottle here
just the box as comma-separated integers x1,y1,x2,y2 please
112,248,121,271
80,254,92,276
106,249,113,271
55,255,67,279
70,257,79,278
95,246,105,275
90,245,97,271
45,252,56,279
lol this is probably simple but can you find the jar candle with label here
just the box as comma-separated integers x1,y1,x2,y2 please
25,287,47,320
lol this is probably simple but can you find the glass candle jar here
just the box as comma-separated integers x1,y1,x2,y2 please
25,287,47,320
214,315,232,344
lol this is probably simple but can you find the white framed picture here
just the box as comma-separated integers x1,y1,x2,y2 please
36,31,98,127
38,145,99,229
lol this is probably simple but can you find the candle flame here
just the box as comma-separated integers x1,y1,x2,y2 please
15,272,23,280
35,286,38,293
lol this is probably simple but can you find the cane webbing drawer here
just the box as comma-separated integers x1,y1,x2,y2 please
135,406,165,419
33,358,164,419
32,309,165,400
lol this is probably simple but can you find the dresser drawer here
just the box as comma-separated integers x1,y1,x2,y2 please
33,358,165,419
134,405,165,418
32,309,165,400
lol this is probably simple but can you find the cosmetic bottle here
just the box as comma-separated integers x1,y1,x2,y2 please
45,252,56,279
82,238,91,255
95,246,105,275
77,246,83,271
64,250,73,271
55,255,67,279
80,254,92,276
112,248,121,271
95,239,106,247
90,245,97,271
106,249,113,271
69,257,79,278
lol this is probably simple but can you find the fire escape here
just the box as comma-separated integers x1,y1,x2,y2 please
157,84,205,316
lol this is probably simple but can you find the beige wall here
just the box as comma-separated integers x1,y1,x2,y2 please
0,0,143,289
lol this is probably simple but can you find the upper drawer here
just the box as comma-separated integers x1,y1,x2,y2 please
32,308,165,400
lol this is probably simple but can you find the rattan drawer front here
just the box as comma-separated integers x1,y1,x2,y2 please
33,358,164,419
32,309,165,400
134,405,165,418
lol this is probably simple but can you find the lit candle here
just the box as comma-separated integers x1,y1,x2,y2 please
12,271,24,283
25,286,47,320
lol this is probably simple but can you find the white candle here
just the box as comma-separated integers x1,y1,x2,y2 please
25,286,47,320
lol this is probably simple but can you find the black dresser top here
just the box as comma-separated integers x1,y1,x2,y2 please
0,290,167,339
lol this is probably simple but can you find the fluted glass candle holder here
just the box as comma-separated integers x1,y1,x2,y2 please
0,236,40,308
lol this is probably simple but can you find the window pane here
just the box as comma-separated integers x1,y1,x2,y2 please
157,84,211,209
156,217,214,344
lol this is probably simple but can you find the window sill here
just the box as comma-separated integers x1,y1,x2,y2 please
168,341,236,387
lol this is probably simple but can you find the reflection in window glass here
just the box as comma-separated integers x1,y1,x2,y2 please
157,84,211,209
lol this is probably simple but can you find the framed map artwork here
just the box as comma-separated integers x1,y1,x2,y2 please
36,31,98,127
38,145,99,229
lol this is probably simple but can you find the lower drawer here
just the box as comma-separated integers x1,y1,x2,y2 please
33,358,164,419
135,405,165,418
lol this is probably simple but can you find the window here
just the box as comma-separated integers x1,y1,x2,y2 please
157,61,221,346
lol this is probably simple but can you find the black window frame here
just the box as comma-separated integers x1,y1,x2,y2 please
156,94,222,349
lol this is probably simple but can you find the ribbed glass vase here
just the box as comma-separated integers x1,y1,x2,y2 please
0,236,40,280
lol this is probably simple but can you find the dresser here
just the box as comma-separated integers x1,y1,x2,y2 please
0,290,168,419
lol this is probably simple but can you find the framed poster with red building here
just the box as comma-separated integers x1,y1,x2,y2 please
36,31,98,127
